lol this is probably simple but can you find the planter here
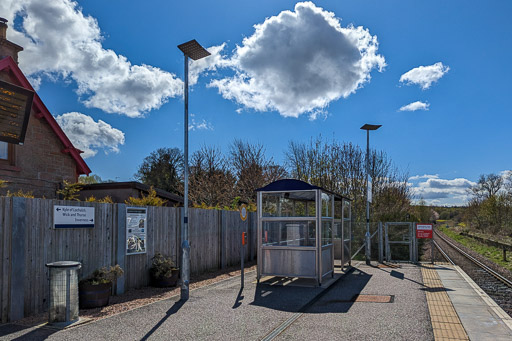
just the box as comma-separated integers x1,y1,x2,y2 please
79,282,112,309
150,269,179,288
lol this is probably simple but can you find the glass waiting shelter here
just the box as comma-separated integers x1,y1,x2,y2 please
256,179,352,286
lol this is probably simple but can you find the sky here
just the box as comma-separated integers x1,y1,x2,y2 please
2,0,511,206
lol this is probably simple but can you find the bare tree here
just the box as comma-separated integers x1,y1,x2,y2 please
470,173,503,199
230,139,286,203
286,136,410,222
188,145,235,207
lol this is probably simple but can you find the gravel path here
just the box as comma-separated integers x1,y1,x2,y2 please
277,264,433,341
9,262,256,328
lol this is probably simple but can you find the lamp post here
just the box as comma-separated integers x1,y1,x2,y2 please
177,39,210,301
360,124,381,265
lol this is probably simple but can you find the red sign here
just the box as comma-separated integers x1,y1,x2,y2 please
416,224,433,239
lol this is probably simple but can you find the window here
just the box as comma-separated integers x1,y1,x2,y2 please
0,142,7,160
0,141,15,166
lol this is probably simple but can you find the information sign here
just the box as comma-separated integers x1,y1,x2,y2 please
0,80,34,144
239,204,248,221
416,224,433,239
126,207,147,255
53,205,95,228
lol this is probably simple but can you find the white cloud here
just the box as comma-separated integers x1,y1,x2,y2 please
55,112,125,158
188,114,213,131
2,0,183,117
409,174,439,181
399,62,450,90
209,1,385,118
409,174,475,206
188,43,231,85
399,101,430,112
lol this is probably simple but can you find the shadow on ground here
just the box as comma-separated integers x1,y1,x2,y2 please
0,322,57,340
250,268,371,313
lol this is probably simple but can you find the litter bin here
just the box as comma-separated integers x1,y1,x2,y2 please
45,261,81,326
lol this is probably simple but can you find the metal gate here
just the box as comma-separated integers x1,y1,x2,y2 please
381,222,417,262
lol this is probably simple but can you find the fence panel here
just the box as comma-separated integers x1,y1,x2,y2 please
0,197,11,323
0,199,257,322
22,199,116,315
189,208,220,274
124,206,179,289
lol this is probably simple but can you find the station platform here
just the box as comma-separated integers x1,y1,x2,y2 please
1,262,511,340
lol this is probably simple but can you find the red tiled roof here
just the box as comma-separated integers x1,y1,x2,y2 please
0,56,91,175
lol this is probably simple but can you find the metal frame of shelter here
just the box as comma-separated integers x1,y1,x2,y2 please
256,179,352,286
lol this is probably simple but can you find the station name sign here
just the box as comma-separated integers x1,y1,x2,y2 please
0,80,34,145
54,205,95,228
416,223,433,239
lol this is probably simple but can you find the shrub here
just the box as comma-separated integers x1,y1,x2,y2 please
80,265,123,286
57,180,83,200
125,187,166,207
150,252,178,279
6,189,34,198
85,195,114,204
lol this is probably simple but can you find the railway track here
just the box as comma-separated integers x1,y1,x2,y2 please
433,230,512,316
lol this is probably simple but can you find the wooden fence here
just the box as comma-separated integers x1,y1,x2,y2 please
0,197,256,323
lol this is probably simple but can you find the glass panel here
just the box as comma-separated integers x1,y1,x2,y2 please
334,221,342,239
334,200,342,219
262,221,316,247
343,200,351,220
0,142,7,160
321,192,333,218
262,192,316,217
322,220,333,245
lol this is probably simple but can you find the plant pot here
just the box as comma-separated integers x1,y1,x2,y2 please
150,269,179,288
79,282,112,309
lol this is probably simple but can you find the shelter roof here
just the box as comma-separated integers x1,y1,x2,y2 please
255,179,351,201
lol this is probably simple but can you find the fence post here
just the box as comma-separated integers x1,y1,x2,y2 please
10,197,26,321
220,211,227,269
378,222,383,263
116,204,126,295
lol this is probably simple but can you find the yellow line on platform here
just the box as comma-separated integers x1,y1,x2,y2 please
421,264,469,341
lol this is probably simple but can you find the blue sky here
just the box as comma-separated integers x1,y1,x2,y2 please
2,0,511,205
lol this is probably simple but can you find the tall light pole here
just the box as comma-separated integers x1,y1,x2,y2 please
177,39,210,301
360,124,381,265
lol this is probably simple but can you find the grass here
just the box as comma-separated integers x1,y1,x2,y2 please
439,226,512,272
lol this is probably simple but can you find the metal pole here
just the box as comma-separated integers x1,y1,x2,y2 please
365,129,371,265
378,221,383,263
241,233,244,289
181,55,190,301
431,239,434,264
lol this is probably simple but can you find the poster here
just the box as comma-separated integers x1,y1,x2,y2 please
126,207,147,255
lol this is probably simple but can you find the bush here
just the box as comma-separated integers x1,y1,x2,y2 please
149,252,178,279
125,187,166,207
7,189,34,198
57,180,83,200
80,265,124,286
85,195,114,204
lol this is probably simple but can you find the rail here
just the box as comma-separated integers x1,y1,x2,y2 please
434,230,512,288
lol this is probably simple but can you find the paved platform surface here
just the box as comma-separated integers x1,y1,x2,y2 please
0,262,510,340
435,264,512,341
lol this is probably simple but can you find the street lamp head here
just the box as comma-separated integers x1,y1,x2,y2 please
177,39,211,60
360,124,382,131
